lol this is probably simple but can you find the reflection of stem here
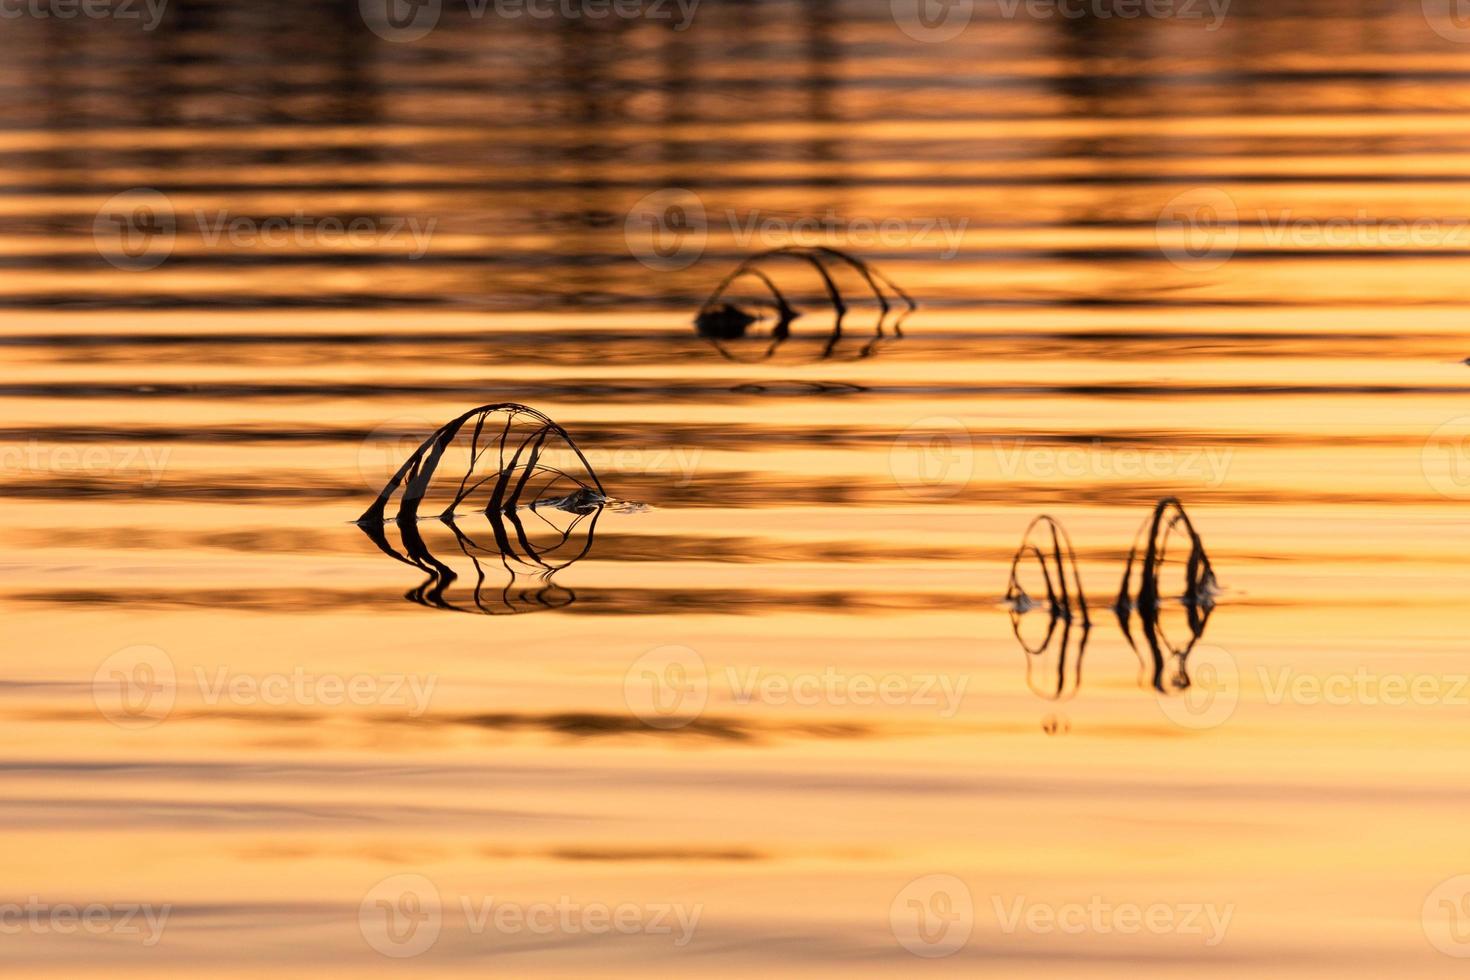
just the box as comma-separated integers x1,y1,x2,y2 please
1011,606,1091,702
1115,498,1217,693
358,505,601,616
1007,515,1091,702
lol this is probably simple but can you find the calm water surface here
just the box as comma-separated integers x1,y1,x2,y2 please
5,0,1470,974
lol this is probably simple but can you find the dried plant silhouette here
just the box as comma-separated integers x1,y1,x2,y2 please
359,403,605,525
694,246,917,361
358,404,609,615
1006,516,1091,702
1114,498,1218,695
1004,501,1220,705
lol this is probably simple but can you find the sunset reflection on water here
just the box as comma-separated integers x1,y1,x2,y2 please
5,0,1470,974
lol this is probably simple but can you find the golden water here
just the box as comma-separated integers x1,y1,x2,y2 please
5,0,1470,974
